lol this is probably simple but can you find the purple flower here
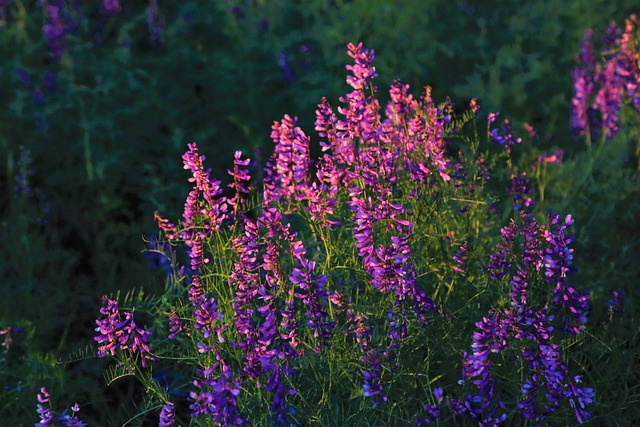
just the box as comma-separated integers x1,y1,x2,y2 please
229,218,261,363
168,309,187,339
101,0,121,13
345,41,378,91
452,241,468,273
36,387,53,427
58,403,87,427
487,219,518,280
571,66,595,136
264,114,310,204
508,170,535,212
40,0,74,61
227,150,252,218
608,288,626,317
159,401,176,427
190,354,246,425
337,42,380,149
592,60,623,139
94,296,154,367
17,68,32,87
541,213,589,334
278,50,296,83
154,211,178,240
118,310,154,368
35,388,87,427
147,0,165,42
94,296,123,357
490,119,522,153
386,80,417,128
290,259,334,352
181,142,227,232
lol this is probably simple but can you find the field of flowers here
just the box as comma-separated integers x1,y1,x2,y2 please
1,1,639,426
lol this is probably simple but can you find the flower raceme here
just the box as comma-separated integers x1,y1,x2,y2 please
572,14,640,140
94,295,154,368
35,387,86,427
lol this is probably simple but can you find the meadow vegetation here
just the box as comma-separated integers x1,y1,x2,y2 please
1,1,639,425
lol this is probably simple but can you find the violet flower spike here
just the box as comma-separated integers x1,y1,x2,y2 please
35,387,53,427
159,401,176,427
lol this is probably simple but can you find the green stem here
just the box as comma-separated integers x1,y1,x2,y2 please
78,98,94,181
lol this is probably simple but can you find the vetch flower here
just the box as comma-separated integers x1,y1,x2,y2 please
190,354,246,425
57,403,87,427
147,0,165,43
227,150,252,218
542,213,589,334
159,401,176,427
94,296,154,367
452,241,469,273
490,119,522,154
35,387,53,427
101,0,121,13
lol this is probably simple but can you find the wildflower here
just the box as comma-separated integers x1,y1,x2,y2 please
58,403,87,427
168,309,186,339
40,0,74,61
101,0,121,13
490,119,522,154
94,296,154,367
154,211,178,240
190,354,246,425
571,66,594,136
290,259,334,352
227,150,252,218
470,98,479,113
608,288,626,317
414,388,443,425
159,401,176,427
35,387,53,427
337,42,380,149
118,310,154,368
229,218,261,359
147,0,165,42
386,80,418,127
278,50,295,83
487,219,518,280
593,59,624,139
452,241,468,273
94,296,122,357
542,213,589,334
508,170,535,212
265,114,310,204
181,142,227,231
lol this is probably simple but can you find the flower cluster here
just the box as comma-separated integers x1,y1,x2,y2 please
35,387,86,427
94,295,154,368
455,212,593,425
94,41,600,426
572,14,640,140
39,0,77,61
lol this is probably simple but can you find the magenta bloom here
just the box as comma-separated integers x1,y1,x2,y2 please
35,387,53,427
95,296,154,367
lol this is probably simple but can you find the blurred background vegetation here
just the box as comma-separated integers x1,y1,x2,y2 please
1,0,638,424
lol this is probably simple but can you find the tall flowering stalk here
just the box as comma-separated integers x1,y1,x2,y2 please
572,14,640,142
454,212,593,425
94,296,154,368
